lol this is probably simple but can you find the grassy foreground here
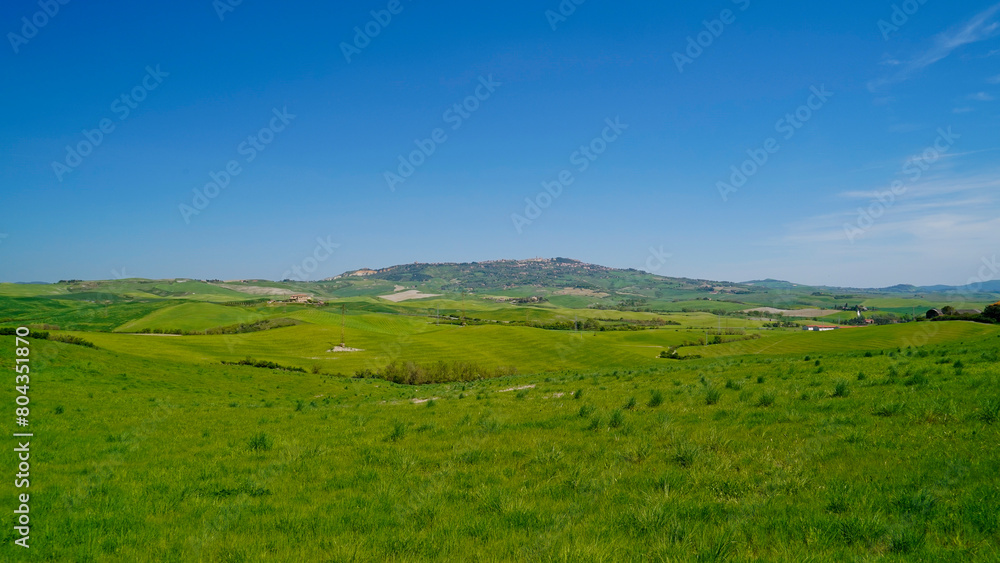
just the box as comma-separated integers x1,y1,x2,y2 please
2,329,999,561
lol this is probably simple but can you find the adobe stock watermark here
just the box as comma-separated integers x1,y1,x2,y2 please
178,107,296,224
643,246,673,273
878,0,929,40
212,0,243,22
7,0,71,54
843,127,959,243
716,85,833,202
511,117,628,234
956,254,1000,293
384,75,501,191
545,0,586,31
673,0,750,73
340,0,412,63
51,65,169,182
281,236,340,281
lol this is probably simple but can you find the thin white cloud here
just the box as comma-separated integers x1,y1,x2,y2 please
988,74,1000,83
969,91,996,101
870,2,1000,90
954,106,975,113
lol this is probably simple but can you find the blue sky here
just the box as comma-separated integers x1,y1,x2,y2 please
1,0,998,287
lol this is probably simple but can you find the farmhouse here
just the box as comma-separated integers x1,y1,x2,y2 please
288,293,311,303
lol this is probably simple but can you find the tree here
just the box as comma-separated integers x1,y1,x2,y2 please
941,305,957,316
984,302,1000,322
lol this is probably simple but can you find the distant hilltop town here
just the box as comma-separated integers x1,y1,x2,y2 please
326,257,599,280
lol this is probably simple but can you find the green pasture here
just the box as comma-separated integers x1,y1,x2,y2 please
3,330,998,561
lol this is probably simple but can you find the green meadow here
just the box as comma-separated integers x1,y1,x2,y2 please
1,269,999,561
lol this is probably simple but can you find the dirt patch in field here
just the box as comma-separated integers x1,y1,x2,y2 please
379,290,443,302
216,283,297,296
411,397,440,404
743,307,842,317
554,288,609,298
498,384,535,393
327,346,364,352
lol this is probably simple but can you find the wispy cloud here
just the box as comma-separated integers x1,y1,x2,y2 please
969,91,996,101
779,167,1000,250
870,3,1000,91
988,74,1000,83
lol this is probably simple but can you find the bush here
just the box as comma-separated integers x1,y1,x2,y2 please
624,397,637,410
725,379,743,390
578,404,595,418
833,381,850,398
573,389,584,400
223,357,306,373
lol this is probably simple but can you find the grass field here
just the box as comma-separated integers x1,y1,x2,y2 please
3,331,999,561
1,277,998,561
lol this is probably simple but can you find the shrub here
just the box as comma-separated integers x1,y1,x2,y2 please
578,404,595,418
573,389,584,400
756,376,765,384
624,397,637,410
833,381,850,398
725,379,742,391
54,405,64,415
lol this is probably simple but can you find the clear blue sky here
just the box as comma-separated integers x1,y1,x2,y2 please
2,0,998,287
